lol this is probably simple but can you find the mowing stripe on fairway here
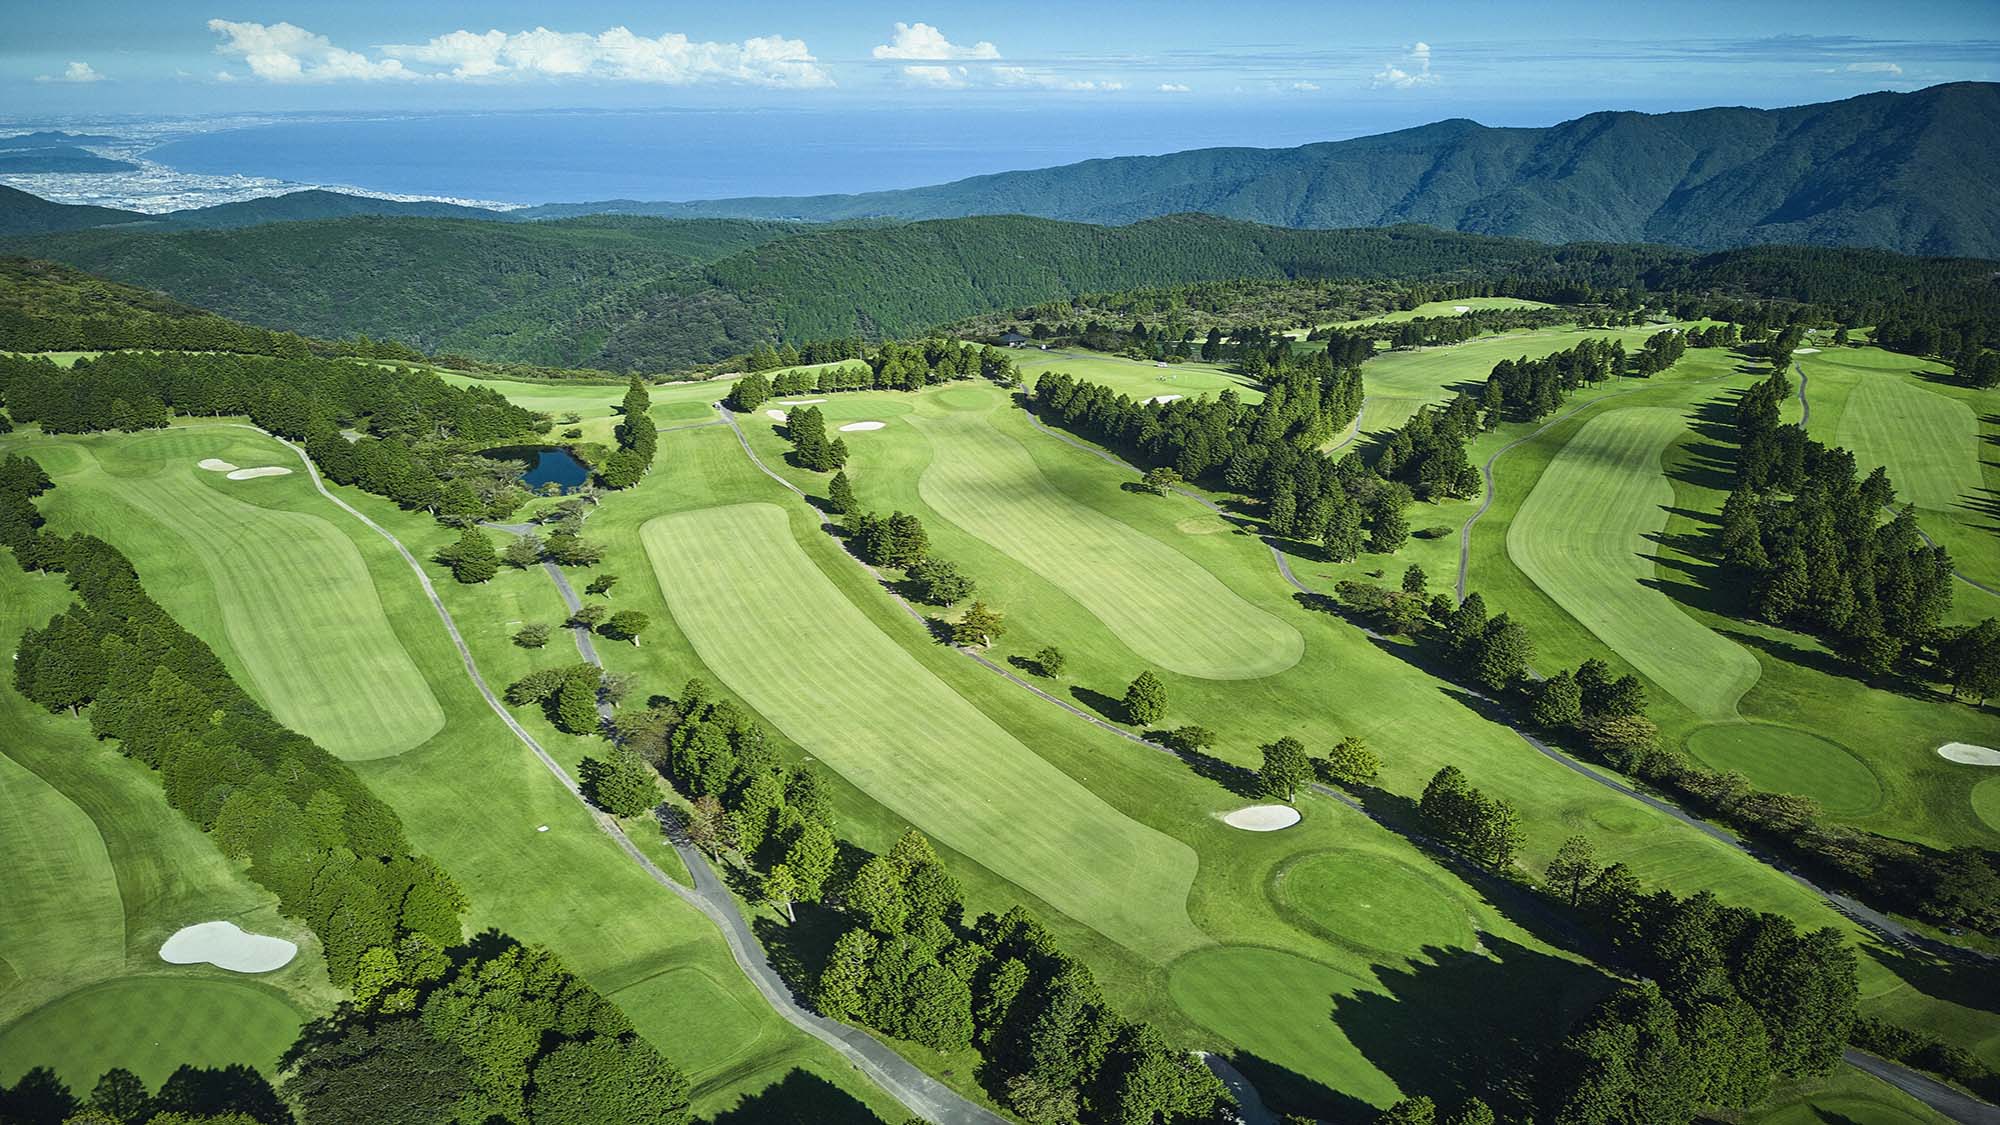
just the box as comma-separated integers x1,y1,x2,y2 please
910,409,1302,680
35,430,445,760
1508,408,1759,718
641,502,1203,958
0,750,125,1013
1832,373,1982,513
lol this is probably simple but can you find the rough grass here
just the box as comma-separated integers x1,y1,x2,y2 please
1684,723,1883,816
1507,407,1760,719
1744,1067,1951,1125
17,427,443,759
910,398,1303,679
640,501,1205,959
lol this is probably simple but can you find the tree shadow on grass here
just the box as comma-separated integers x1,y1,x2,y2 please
702,1068,889,1125
1711,626,1938,702
1069,684,1128,724
749,907,845,1001
1333,938,1611,1119
1222,1050,1378,1124
1171,744,1264,799
1861,941,2000,1019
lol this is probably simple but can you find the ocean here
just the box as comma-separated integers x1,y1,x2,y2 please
143,106,1412,206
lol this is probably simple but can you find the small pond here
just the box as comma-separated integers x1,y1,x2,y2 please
484,445,590,493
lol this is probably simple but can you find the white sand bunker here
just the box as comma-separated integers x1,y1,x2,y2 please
1143,394,1183,405
778,398,827,406
1453,305,1472,313
765,409,788,422
1792,347,1821,354
159,921,297,973
1222,804,1301,831
196,459,238,472
1938,743,2000,766
225,466,292,480
838,421,886,432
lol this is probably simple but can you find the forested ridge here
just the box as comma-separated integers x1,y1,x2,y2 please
8,200,1995,375
517,83,2000,258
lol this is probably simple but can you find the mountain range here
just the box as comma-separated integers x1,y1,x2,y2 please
2,83,1996,257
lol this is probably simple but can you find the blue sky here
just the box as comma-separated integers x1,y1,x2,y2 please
7,0,1997,123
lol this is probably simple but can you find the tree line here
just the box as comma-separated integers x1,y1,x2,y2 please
728,338,1019,411
5,460,467,989
1336,568,2000,939
615,680,1228,1125
2,460,695,1125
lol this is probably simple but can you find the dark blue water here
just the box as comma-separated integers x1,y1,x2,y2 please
144,107,1409,205
488,445,590,492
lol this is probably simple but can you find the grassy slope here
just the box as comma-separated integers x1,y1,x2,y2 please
1796,347,2000,609
6,427,443,759
0,422,904,1120
640,500,1207,960
1507,406,1761,719
1356,323,1706,435
908,393,1303,679
0,502,335,1090
564,408,1609,1114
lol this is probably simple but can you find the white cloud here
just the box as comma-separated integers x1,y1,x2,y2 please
872,21,999,60
1845,61,1903,74
1157,82,1191,92
206,20,832,87
208,19,416,82
902,64,967,88
1373,40,1437,89
35,61,104,83
1288,80,1321,92
992,66,1121,91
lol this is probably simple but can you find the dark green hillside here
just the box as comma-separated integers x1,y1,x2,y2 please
0,147,140,174
0,185,144,236
153,189,507,229
541,83,2000,258
7,215,802,365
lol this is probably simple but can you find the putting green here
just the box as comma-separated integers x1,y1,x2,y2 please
1276,852,1476,958
641,502,1203,958
1832,373,1982,512
1166,946,1398,1108
1972,777,2000,834
1508,408,1759,718
1685,724,1883,816
911,404,1303,680
33,428,444,759
0,977,303,1089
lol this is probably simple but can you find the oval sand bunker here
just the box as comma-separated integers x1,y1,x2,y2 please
765,409,788,422
197,459,239,472
838,421,885,432
226,466,292,480
1143,394,1183,405
1938,742,2000,766
160,921,298,973
1223,804,1300,831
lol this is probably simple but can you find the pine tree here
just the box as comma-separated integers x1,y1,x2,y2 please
554,667,600,734
815,929,877,1020
950,602,1006,647
1122,671,1168,725
1474,613,1533,691
1323,735,1380,786
1546,834,1600,904
827,470,857,514
1258,737,1312,801
1531,669,1583,728
445,527,498,584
